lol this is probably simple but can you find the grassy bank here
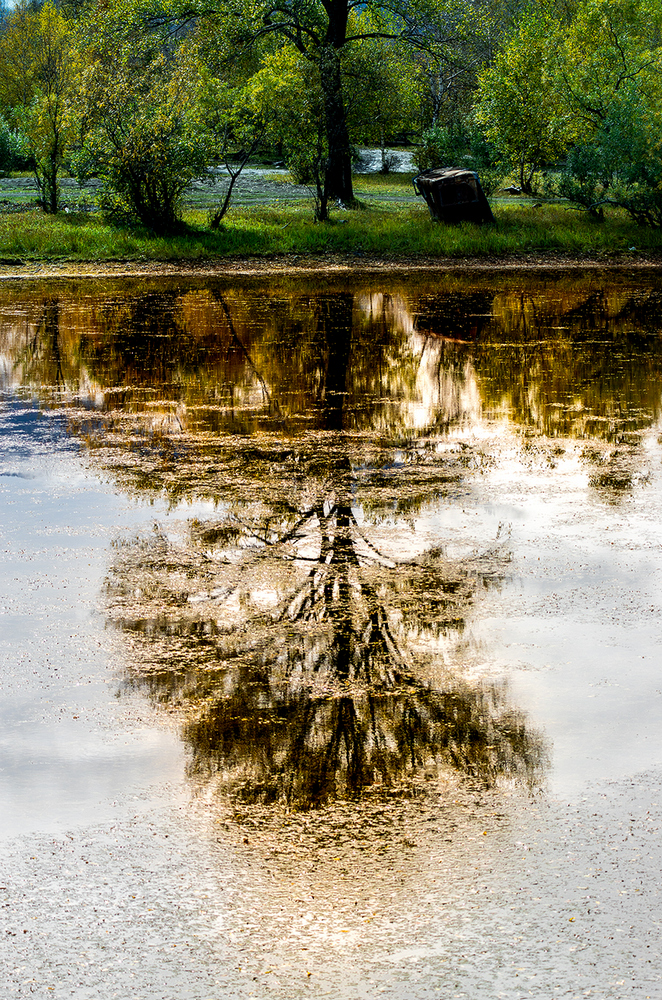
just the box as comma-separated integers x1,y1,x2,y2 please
1,195,662,263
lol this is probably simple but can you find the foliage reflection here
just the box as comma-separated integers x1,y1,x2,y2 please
2,273,662,446
110,444,544,809
4,271,662,808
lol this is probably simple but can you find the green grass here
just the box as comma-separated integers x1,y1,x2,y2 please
352,172,416,197
1,199,661,263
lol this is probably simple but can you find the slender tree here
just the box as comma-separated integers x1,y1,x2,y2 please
0,1,79,213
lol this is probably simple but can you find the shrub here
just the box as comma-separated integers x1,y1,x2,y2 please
75,53,212,234
414,123,504,196
556,94,662,226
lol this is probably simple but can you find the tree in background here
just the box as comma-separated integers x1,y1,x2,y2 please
345,23,418,173
474,9,571,193
74,40,213,233
414,120,504,194
243,47,330,218
0,1,79,213
556,0,662,132
471,0,662,223
553,0,662,223
197,75,265,229
558,95,662,224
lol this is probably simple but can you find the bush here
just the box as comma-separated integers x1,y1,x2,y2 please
556,95,662,226
75,53,212,234
414,123,504,196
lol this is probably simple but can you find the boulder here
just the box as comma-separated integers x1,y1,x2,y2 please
413,167,495,224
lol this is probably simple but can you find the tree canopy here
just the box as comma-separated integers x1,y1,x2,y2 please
0,1,79,212
1,0,662,229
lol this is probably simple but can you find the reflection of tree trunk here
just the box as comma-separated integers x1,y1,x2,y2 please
330,501,357,679
317,293,353,430
35,299,64,387
283,465,410,690
336,696,364,789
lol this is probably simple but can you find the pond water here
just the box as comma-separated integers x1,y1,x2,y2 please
1,270,661,999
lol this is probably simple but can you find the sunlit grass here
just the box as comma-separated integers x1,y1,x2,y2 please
352,172,416,197
0,211,146,259
0,199,661,262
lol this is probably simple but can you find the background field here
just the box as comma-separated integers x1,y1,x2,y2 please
1,156,661,262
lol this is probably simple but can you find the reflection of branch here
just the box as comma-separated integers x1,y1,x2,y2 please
348,509,397,568
230,500,397,569
227,506,318,548
17,300,64,388
217,293,275,411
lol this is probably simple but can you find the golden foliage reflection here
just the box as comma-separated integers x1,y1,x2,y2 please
3,270,662,808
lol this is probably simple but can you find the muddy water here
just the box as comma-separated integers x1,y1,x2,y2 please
1,270,661,999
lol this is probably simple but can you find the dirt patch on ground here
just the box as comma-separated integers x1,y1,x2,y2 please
1,249,662,281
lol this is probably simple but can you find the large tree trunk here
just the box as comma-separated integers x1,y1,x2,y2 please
317,292,353,429
319,41,354,205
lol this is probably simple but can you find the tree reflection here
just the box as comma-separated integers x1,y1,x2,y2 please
9,299,69,391
7,273,662,808
109,433,545,810
100,273,538,811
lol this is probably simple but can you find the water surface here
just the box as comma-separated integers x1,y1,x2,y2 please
1,269,661,998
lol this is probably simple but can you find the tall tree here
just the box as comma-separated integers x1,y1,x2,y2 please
0,1,79,213
237,0,470,202
138,0,472,205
